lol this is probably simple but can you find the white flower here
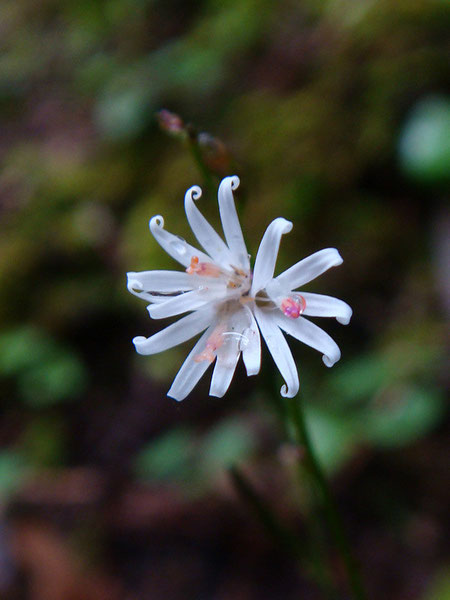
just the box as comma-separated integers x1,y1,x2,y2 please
127,176,352,401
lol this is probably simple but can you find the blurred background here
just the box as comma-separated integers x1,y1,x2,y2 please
0,0,449,598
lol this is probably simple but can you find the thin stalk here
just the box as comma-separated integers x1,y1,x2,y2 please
186,127,216,198
229,465,335,598
229,466,304,560
287,397,367,600
300,470,339,599
264,369,338,596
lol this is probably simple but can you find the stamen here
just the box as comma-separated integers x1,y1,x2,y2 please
186,256,221,277
281,295,306,319
186,256,199,274
194,325,226,363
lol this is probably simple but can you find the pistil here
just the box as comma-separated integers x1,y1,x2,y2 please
281,295,306,319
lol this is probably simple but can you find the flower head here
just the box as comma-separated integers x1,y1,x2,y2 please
127,176,352,400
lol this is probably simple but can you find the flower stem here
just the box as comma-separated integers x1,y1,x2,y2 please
229,465,336,598
229,466,303,559
186,126,216,199
287,396,367,600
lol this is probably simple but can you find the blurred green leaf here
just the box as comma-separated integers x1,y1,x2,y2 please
327,354,395,404
200,418,256,474
363,385,445,448
0,450,28,497
21,417,66,467
304,406,357,473
421,569,450,600
0,326,56,376
18,355,87,407
399,95,450,184
0,326,87,406
135,428,194,482
95,84,153,140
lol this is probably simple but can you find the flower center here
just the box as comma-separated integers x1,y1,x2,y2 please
187,255,251,294
193,309,252,364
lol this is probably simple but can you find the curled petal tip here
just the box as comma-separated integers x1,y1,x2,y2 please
322,354,340,368
280,384,298,398
229,175,240,190
133,336,148,354
246,367,260,377
186,185,202,201
337,315,351,325
150,215,164,230
273,217,293,234
220,175,240,191
282,218,293,233
127,277,143,292
126,271,138,284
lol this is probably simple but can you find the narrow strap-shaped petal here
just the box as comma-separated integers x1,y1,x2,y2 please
127,270,197,294
241,305,261,376
147,286,226,319
275,248,343,290
254,306,299,397
251,218,293,295
127,276,172,304
133,307,215,355
184,185,234,266
167,325,216,401
149,216,212,268
275,313,341,367
218,176,250,270
209,333,241,398
301,292,352,325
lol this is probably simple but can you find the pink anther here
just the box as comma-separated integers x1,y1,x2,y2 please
281,295,306,319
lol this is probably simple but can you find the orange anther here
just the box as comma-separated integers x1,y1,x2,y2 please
186,256,199,274
186,256,221,277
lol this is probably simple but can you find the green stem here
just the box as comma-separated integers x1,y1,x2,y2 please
301,472,339,599
230,465,336,598
229,466,303,559
264,368,338,597
186,127,216,198
287,397,367,600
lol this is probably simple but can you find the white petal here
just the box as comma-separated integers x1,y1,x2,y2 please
184,185,234,266
301,292,352,325
254,306,299,398
251,218,293,295
133,307,215,355
275,248,343,290
127,270,196,293
275,313,341,367
218,176,250,270
209,332,241,398
167,325,216,401
127,275,172,304
147,286,226,319
241,306,261,376
149,215,212,268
